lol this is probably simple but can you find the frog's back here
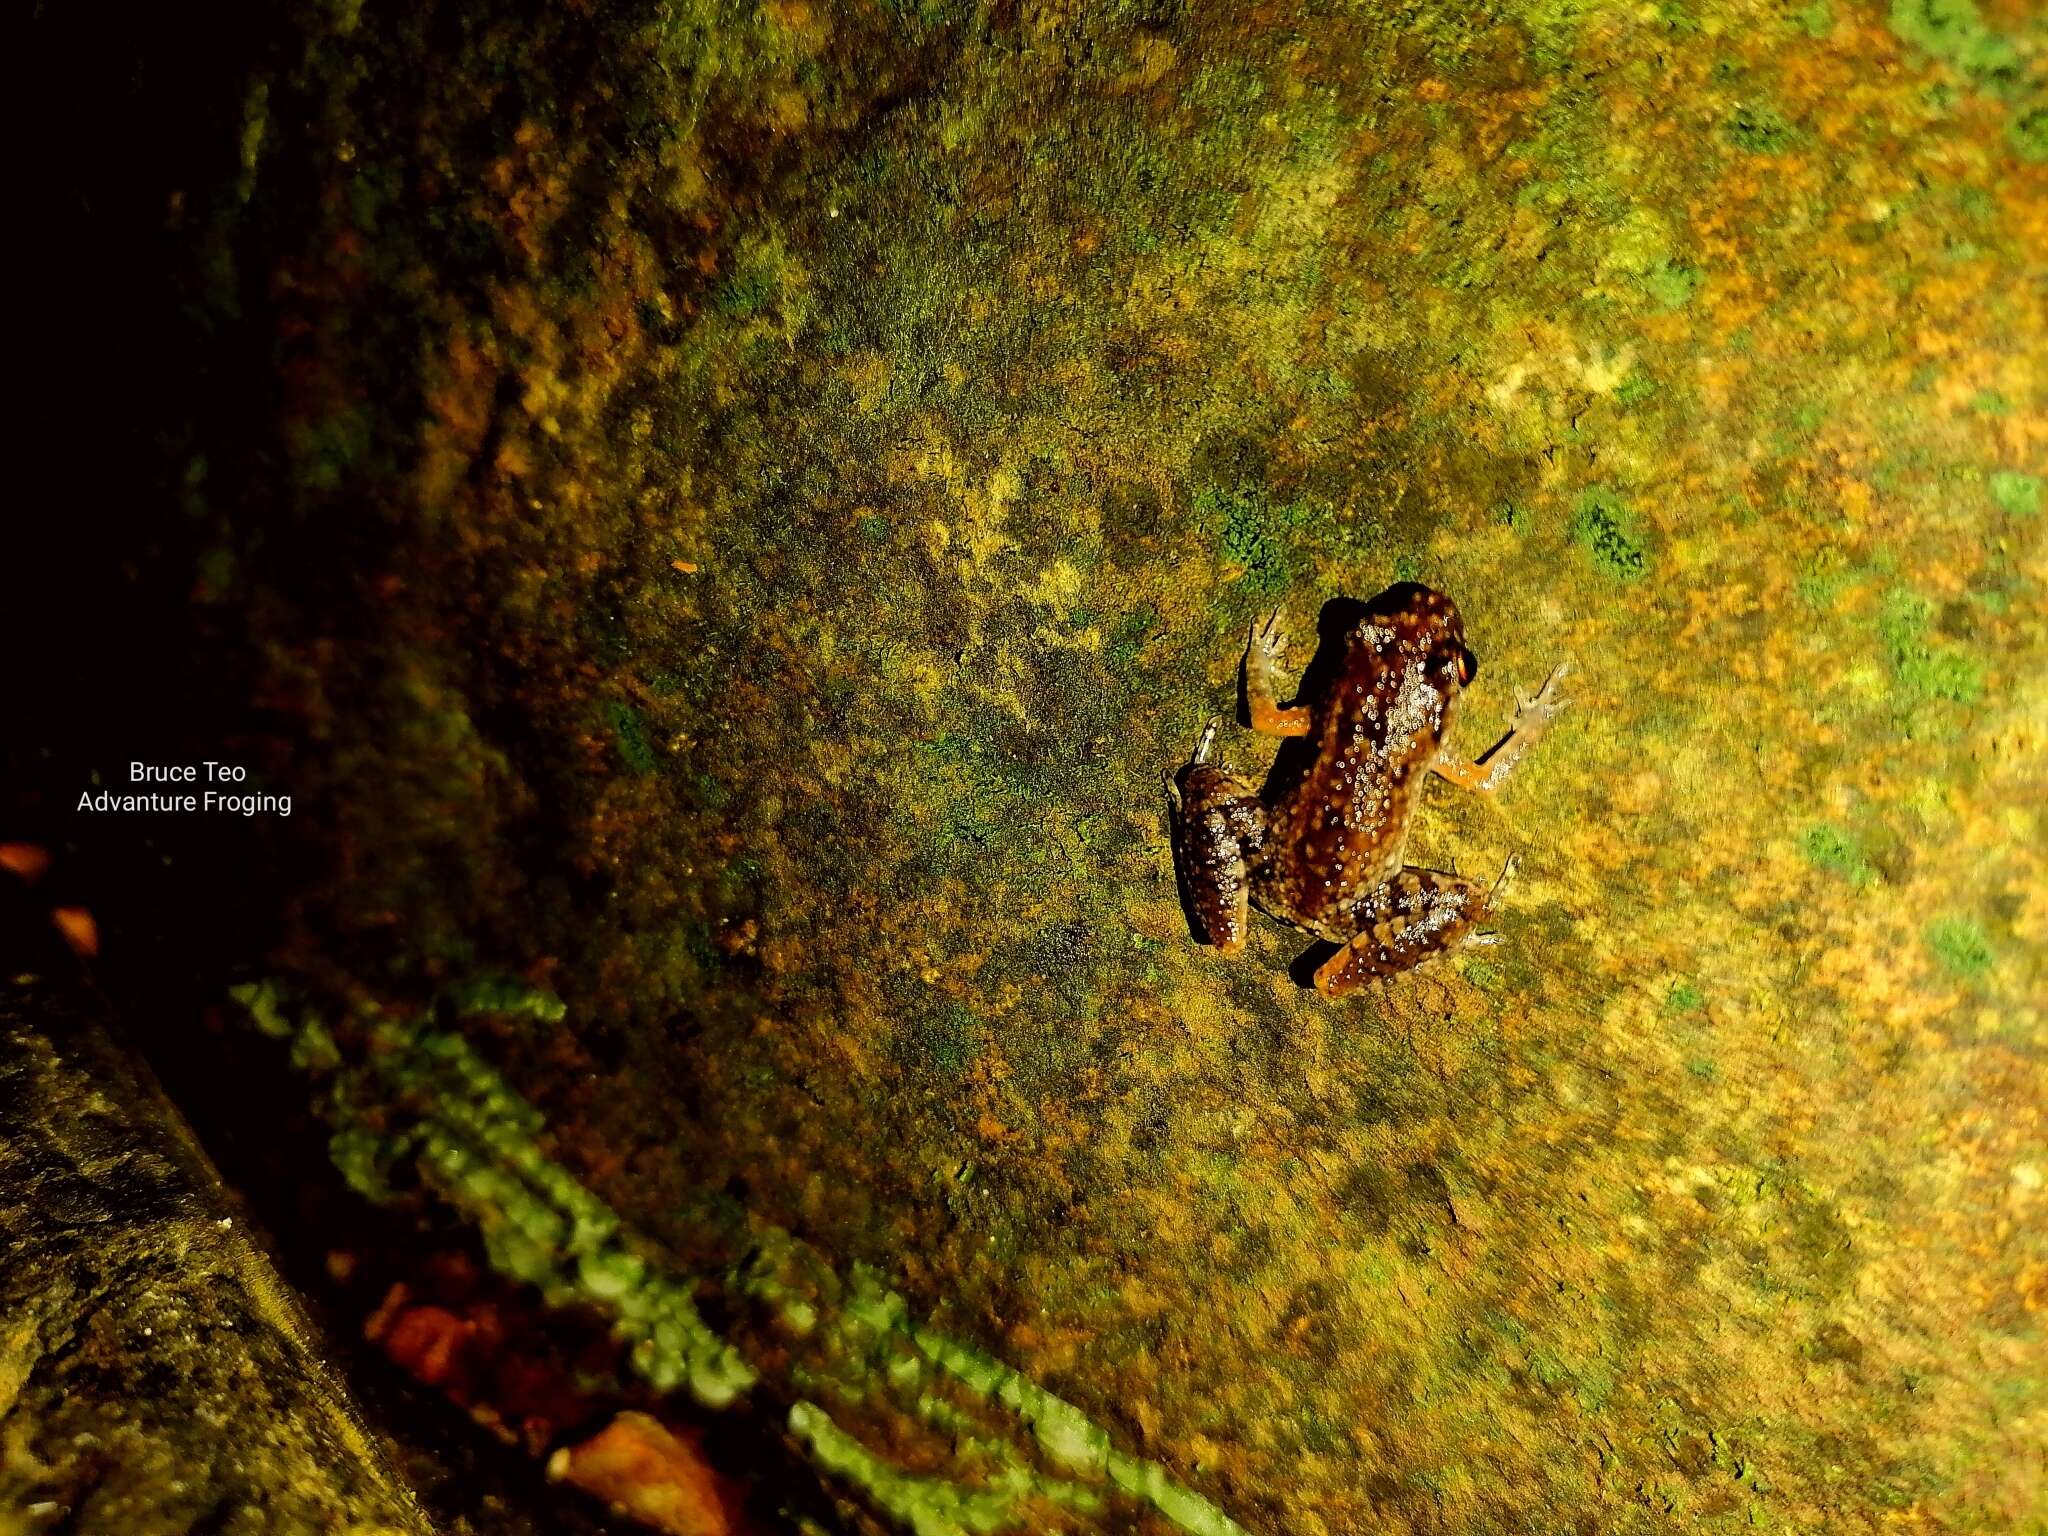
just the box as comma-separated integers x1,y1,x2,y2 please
1259,601,1462,927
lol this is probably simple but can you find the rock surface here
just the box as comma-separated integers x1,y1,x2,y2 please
0,983,429,1535
14,0,2046,1531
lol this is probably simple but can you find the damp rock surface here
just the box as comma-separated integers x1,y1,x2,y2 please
0,984,430,1536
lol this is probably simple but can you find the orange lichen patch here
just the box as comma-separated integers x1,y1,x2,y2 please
51,908,97,957
672,559,699,574
548,1412,732,1536
0,843,50,882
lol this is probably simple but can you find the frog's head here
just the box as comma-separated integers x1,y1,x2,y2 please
1363,582,1479,693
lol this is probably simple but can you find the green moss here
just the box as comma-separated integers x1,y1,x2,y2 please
1924,915,1993,977
439,974,568,1023
1615,370,1658,405
903,1004,982,1076
1796,550,1858,610
1665,979,1705,1013
1205,485,1304,596
329,1125,404,1201
1570,486,1651,581
1104,604,1158,674
1460,957,1503,991
289,1016,342,1072
1800,824,1878,887
713,264,778,319
235,81,269,205
1877,589,1981,706
2012,105,2048,163
1641,257,1704,309
604,699,662,775
1887,0,2021,91
1989,471,2040,516
789,1401,1021,1536
1794,0,1835,36
235,986,1249,1532
289,408,374,492
1725,104,1799,154
230,979,295,1039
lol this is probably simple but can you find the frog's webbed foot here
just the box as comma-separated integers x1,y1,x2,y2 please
1512,662,1569,738
1459,853,1521,949
1245,611,1311,738
1251,609,1289,666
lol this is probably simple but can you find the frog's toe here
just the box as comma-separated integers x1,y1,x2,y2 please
1192,718,1220,764
1518,667,1569,724
1252,608,1289,656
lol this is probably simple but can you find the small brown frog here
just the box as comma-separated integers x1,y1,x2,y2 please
1166,584,1565,997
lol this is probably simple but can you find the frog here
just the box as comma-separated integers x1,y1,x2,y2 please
1165,583,1566,997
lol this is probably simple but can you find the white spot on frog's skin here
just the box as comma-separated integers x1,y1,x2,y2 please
1380,659,1442,756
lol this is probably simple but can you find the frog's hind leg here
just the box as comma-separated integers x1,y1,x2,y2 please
1168,721,1265,954
1312,866,1495,998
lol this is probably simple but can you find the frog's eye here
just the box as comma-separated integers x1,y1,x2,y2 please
1456,647,1478,685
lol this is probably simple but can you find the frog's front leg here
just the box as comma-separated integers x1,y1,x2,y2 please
1431,662,1568,796
1167,722,1266,954
1311,865,1501,997
1244,611,1311,738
